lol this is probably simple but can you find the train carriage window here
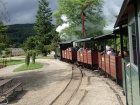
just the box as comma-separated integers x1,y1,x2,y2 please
130,22,137,66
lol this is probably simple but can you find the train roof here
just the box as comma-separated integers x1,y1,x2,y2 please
74,37,94,43
113,26,128,36
58,41,74,44
94,33,118,40
114,0,133,27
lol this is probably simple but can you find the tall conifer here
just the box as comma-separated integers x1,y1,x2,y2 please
34,0,53,56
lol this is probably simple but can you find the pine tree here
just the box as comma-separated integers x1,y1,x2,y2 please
34,0,53,56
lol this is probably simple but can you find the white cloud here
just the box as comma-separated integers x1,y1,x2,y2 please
103,0,123,30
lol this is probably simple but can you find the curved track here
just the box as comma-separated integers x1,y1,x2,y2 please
49,66,125,105
50,67,83,105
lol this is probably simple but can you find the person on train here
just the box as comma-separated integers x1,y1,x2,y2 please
118,51,129,56
78,46,84,52
84,48,88,52
88,48,91,52
107,48,116,56
78,46,88,52
118,47,129,57
67,47,71,51
100,45,111,55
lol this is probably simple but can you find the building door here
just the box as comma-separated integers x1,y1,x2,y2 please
127,18,140,105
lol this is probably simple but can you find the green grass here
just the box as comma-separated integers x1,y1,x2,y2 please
0,59,24,66
14,62,43,72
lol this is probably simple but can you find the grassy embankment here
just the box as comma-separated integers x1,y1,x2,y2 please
0,59,24,66
14,62,43,72
0,55,53,72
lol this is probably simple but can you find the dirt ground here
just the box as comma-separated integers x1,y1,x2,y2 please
0,55,126,105
0,57,72,105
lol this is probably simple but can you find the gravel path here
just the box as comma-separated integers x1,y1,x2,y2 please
0,56,126,105
80,69,126,105
0,57,72,105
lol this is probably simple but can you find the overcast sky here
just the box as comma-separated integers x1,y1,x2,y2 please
1,0,123,30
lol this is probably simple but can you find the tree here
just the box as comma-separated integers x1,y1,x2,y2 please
25,50,30,66
53,0,106,39
6,24,36,46
24,36,38,51
0,21,10,52
32,50,36,64
50,27,60,53
0,21,8,34
34,0,54,56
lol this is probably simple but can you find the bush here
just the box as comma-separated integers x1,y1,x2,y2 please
1,48,11,58
32,50,36,64
25,51,30,66
1,50,6,58
5,48,11,55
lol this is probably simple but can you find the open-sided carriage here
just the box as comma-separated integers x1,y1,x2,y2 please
94,33,129,83
59,41,77,62
57,0,140,104
75,37,98,68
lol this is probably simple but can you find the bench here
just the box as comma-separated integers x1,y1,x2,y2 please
0,82,23,104
3,82,22,96
0,79,13,93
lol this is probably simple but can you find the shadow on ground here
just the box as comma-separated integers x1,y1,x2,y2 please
0,68,72,103
8,90,28,104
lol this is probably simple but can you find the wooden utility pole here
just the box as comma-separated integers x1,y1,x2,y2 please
81,2,92,38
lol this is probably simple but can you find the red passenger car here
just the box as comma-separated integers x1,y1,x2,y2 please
75,37,98,68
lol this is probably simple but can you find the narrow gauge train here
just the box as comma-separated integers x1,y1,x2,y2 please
74,37,98,68
59,41,77,63
59,37,99,69
114,0,140,105
58,0,140,104
59,30,128,84
95,27,129,83
94,32,128,84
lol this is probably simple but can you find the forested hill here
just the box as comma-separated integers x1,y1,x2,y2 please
6,24,36,44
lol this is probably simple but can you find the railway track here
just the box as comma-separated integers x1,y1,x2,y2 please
81,68,125,105
49,66,125,105
50,67,88,105
103,79,125,105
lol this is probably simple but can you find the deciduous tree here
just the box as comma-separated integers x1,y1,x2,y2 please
53,0,106,39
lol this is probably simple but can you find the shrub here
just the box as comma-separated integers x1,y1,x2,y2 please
1,50,6,58
25,51,30,66
5,48,11,55
32,50,36,64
